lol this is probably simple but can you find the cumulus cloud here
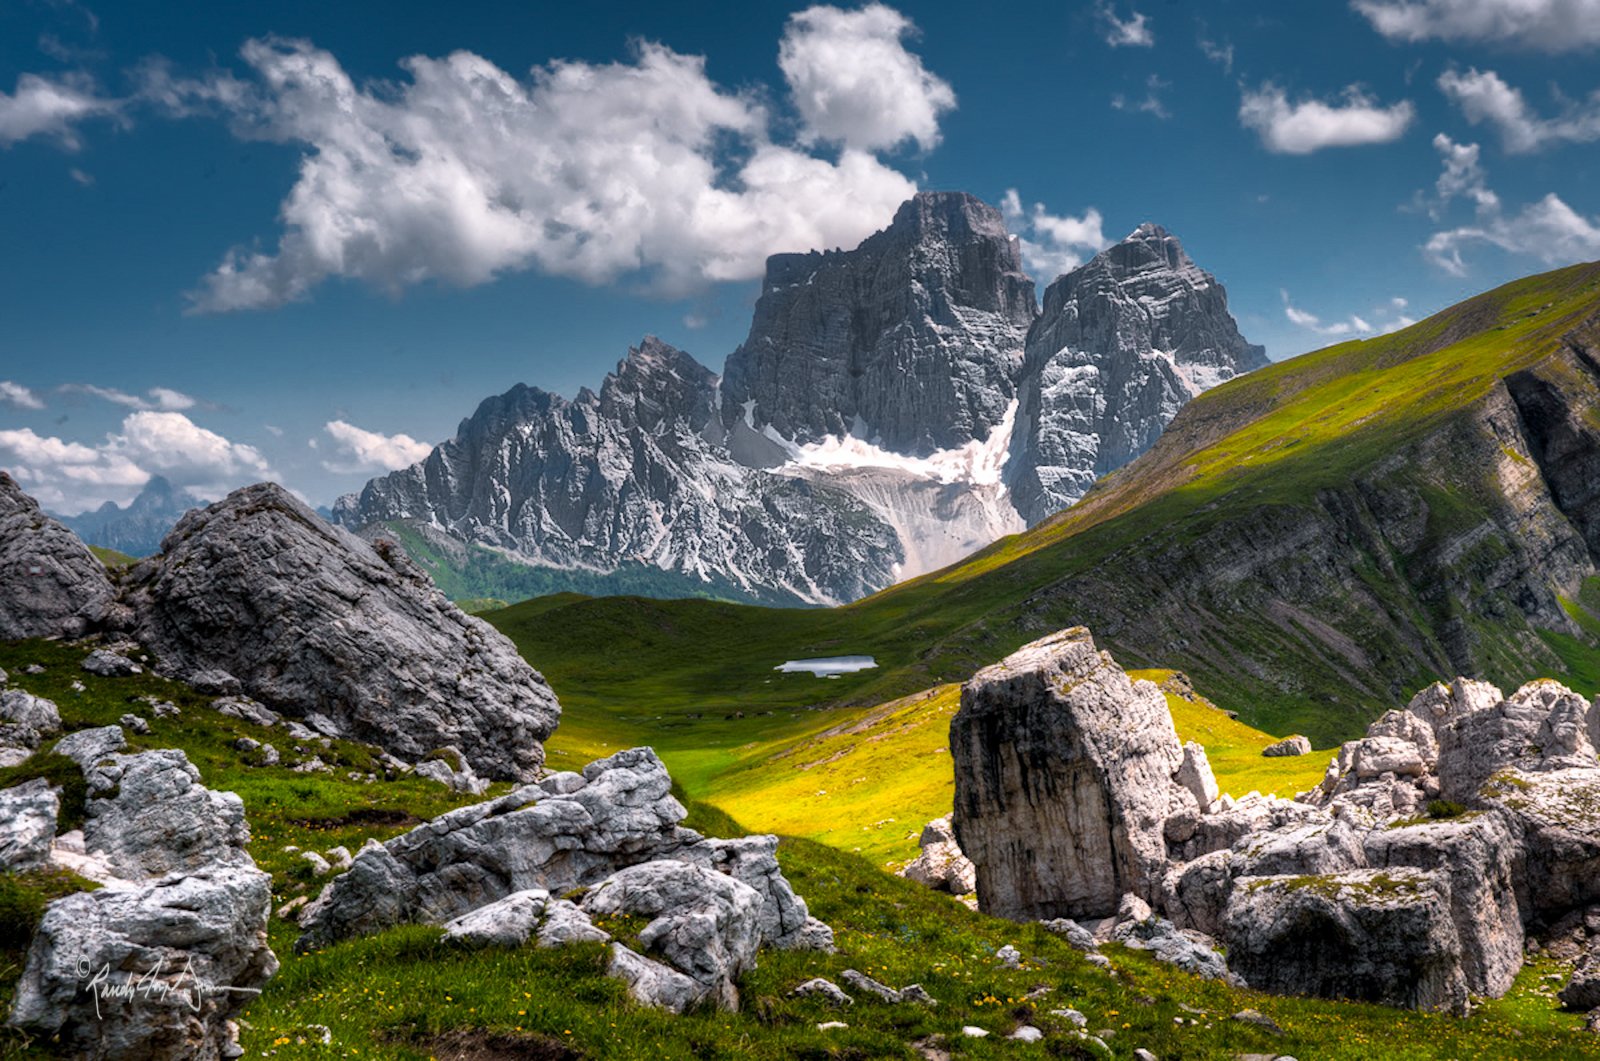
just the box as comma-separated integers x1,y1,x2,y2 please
779,3,955,152
1353,0,1600,53
1282,291,1416,338
0,411,272,514
320,419,432,474
1239,83,1415,154
58,383,198,411
0,381,44,410
1000,189,1108,282
173,22,935,312
0,71,117,149
1112,74,1170,119
1097,3,1154,47
1421,133,1600,273
1438,67,1600,152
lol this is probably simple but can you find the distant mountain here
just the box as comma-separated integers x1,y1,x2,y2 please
337,192,1265,605
59,476,204,558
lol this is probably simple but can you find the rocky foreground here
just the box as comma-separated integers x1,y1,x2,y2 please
945,627,1600,1014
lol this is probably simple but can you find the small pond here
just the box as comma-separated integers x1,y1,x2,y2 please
774,655,878,677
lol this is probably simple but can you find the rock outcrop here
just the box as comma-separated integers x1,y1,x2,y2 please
949,626,1600,1012
7,726,276,1059
0,689,62,767
0,471,116,640
296,747,830,1011
950,628,1208,921
1006,224,1268,524
121,482,560,781
721,191,1035,455
898,815,976,895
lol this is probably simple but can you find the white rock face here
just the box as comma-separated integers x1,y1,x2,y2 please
899,815,977,895
950,628,1203,921
0,689,62,765
0,471,116,640
0,779,58,872
442,889,550,948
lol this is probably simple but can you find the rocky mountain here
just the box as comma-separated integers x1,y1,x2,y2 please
337,193,1262,605
1007,223,1269,524
59,475,205,558
334,338,903,605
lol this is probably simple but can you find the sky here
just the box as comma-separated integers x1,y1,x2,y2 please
4,0,1600,513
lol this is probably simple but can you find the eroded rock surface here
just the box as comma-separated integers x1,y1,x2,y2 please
950,626,1600,1011
121,482,560,781
899,815,976,896
0,471,116,640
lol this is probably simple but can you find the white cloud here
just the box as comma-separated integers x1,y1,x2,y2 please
1000,189,1108,282
1281,290,1416,337
0,381,44,410
1438,67,1600,152
779,3,955,152
0,411,272,514
0,71,116,149
1353,0,1600,53
1112,74,1170,119
179,28,926,312
59,383,198,411
1199,36,1235,73
1427,192,1600,275
319,419,433,474
1421,132,1600,273
1097,3,1154,47
1239,83,1415,154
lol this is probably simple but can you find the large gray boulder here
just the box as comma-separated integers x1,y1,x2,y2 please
950,627,1206,921
1221,869,1468,1012
120,482,560,781
0,689,62,766
899,815,977,895
8,866,277,1060
0,472,116,640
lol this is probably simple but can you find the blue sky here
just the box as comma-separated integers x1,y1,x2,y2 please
4,0,1600,512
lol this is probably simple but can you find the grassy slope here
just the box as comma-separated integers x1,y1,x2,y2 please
0,642,1592,1059
496,261,1600,752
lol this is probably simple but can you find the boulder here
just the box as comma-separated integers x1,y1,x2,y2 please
1221,869,1468,1012
536,899,610,948
581,860,763,1010
80,744,253,880
413,748,489,795
0,472,116,640
0,689,62,765
606,943,702,1014
793,978,853,1007
0,779,58,871
81,649,142,677
1110,914,1236,983
899,815,977,895
1560,945,1600,1011
951,628,1199,921
1262,735,1312,758
7,866,277,1060
52,725,127,770
119,483,559,781
442,889,549,948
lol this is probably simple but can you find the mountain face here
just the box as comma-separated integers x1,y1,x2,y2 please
334,338,902,605
60,476,205,558
1007,223,1269,524
337,194,1264,605
720,191,1035,456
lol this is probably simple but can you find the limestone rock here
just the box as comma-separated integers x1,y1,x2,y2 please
1262,736,1312,758
899,815,977,895
581,860,763,1010
1221,869,1467,1012
52,725,127,770
81,744,252,880
951,628,1199,920
535,899,610,948
606,942,702,1014
0,472,116,640
0,779,58,872
793,978,853,1007
1110,914,1236,983
0,689,62,763
674,833,834,951
442,889,549,948
82,648,142,677
413,747,490,795
1560,946,1600,1011
8,866,277,1060
1040,917,1100,952
121,483,560,781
